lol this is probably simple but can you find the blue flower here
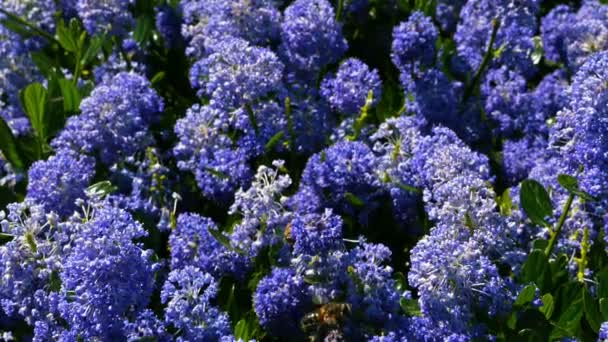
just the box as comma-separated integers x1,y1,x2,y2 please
161,266,232,341
26,149,95,217
52,72,164,165
279,0,348,79
58,202,156,340
391,11,438,71
321,58,382,116
76,0,133,36
253,267,310,338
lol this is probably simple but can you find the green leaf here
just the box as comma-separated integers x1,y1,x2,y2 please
20,82,48,140
531,239,548,251
234,312,263,341
583,287,602,333
558,174,598,201
520,250,551,292
82,34,105,65
134,16,153,43
600,298,608,321
85,181,117,198
0,17,36,38
498,188,512,216
514,284,537,307
58,79,81,113
150,71,165,85
264,131,284,152
557,174,578,193
540,293,554,319
56,20,78,52
516,309,551,341
550,300,583,339
598,268,608,299
0,233,15,246
400,298,422,317
30,51,55,76
0,117,24,170
520,179,553,227
344,192,364,207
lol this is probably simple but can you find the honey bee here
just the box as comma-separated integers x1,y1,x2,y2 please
284,221,294,245
300,302,351,341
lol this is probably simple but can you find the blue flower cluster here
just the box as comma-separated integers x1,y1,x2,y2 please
1,0,608,340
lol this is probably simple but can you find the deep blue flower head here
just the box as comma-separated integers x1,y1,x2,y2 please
254,267,310,338
412,126,491,190
503,136,547,185
181,0,281,59
370,117,425,229
170,213,250,279
173,104,252,203
347,241,401,326
108,148,175,230
409,232,515,337
279,0,348,77
0,203,63,325
532,69,569,121
26,149,95,217
481,66,542,136
435,0,466,33
161,266,232,341
190,36,284,109
156,4,183,48
564,1,608,71
566,19,608,72
567,50,608,200
59,202,156,340
391,11,438,71
290,209,343,256
455,0,539,78
289,96,333,154
77,0,133,36
123,309,169,342
229,161,292,258
320,58,382,116
541,5,574,64
401,68,461,129
292,141,382,224
52,72,164,165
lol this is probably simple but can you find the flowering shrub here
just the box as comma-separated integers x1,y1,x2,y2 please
0,0,607,340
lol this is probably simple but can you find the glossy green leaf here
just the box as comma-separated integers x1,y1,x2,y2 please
540,293,554,319
520,250,551,292
20,82,48,140
0,233,15,246
56,20,78,52
58,78,81,113
498,188,512,216
0,117,23,170
583,287,602,332
514,284,536,307
400,298,422,317
600,298,608,321
345,192,364,207
558,174,597,201
520,179,552,227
